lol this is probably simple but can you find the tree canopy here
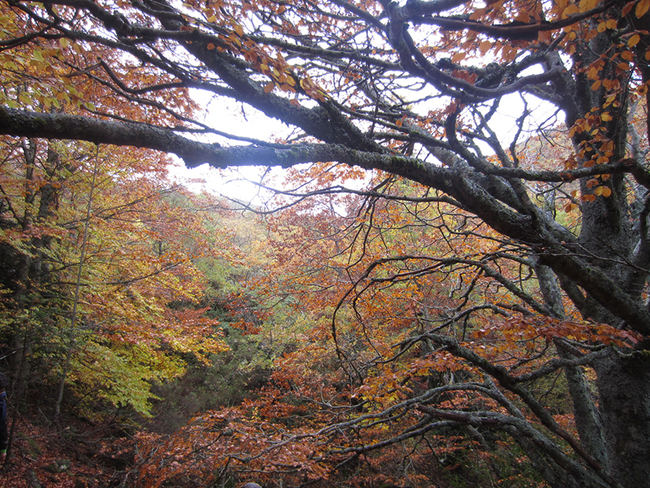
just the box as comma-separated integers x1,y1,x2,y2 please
1,0,650,487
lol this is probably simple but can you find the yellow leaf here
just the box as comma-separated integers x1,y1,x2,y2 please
478,40,491,54
636,0,650,17
564,202,578,213
601,112,612,121
628,34,641,47
587,65,600,79
579,0,599,12
263,82,274,93
594,186,612,197
563,4,579,17
586,178,600,189
451,51,465,63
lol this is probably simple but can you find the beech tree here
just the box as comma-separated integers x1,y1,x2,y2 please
1,0,649,486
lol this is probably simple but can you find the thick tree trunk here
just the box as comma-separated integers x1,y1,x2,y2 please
595,350,650,488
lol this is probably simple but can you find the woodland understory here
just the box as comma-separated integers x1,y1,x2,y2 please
1,0,650,487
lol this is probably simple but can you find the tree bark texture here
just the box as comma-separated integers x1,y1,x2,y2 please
596,351,650,488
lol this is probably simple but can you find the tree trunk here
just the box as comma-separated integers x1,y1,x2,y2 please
536,262,610,470
595,350,650,488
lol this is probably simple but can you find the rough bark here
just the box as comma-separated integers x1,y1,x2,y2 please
595,351,650,488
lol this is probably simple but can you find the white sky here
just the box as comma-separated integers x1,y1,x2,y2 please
169,76,562,206
168,89,290,205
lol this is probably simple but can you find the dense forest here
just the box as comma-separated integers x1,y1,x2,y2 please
0,0,649,486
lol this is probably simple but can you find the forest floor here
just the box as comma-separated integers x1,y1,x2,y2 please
0,414,131,488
